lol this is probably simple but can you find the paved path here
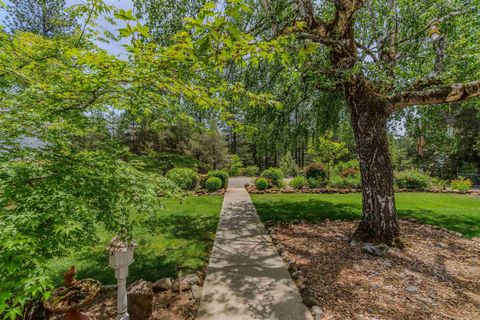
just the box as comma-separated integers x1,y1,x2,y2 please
197,178,311,320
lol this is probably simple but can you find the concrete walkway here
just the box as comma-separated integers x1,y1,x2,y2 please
197,179,312,320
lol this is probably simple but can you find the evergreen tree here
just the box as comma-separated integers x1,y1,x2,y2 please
6,0,76,36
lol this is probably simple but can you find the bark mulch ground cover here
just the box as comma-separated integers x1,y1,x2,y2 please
271,219,480,320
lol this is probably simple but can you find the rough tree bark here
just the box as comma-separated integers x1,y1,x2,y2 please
346,80,401,245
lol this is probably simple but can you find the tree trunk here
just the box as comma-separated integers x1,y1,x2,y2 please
346,83,401,246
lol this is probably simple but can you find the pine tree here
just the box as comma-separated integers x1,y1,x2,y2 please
6,0,75,36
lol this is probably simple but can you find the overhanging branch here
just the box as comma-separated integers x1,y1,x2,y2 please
387,80,480,111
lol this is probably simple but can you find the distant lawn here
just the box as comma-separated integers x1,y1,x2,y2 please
48,195,223,285
251,193,480,237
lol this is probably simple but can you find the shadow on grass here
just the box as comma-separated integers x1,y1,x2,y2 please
254,197,480,237
51,213,219,286
254,198,362,223
397,209,480,238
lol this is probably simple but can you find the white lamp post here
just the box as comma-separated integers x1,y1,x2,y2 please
107,235,137,320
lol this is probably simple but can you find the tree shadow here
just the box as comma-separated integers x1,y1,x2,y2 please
50,213,220,286
254,197,479,237
254,198,362,223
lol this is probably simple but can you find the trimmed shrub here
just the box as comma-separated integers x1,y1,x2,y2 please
290,176,306,189
450,177,472,193
240,165,260,177
261,167,284,187
255,177,269,190
304,163,327,182
166,168,199,190
330,160,361,188
205,177,223,191
307,177,325,188
394,169,432,190
208,170,229,189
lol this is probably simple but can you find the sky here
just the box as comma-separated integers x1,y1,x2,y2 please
0,0,135,57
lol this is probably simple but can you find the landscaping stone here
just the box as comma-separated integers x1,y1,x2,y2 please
190,284,202,301
172,274,200,292
276,243,285,254
405,286,418,293
349,239,359,247
362,243,389,257
184,273,201,286
291,270,302,279
152,277,172,291
302,295,320,307
286,260,299,272
311,306,323,320
127,280,153,320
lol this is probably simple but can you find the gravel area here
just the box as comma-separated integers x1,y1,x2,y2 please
271,220,480,320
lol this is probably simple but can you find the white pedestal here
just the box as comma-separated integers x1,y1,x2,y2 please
107,236,136,320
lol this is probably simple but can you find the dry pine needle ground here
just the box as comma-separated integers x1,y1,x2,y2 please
272,220,480,320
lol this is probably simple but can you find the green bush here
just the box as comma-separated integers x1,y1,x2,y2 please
166,168,199,190
205,177,223,191
240,165,260,177
290,176,306,189
304,163,327,182
261,167,284,187
450,177,472,192
255,177,269,190
279,152,301,177
307,177,325,188
329,174,361,188
229,155,243,176
394,169,433,190
329,160,361,188
208,170,229,189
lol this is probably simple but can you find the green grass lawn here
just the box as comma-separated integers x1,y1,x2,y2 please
48,195,224,285
251,193,480,237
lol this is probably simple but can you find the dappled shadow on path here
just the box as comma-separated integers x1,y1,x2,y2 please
197,188,311,320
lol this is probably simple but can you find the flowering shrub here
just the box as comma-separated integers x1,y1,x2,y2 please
450,177,472,193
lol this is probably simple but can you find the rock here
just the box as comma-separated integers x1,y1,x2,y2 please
436,242,448,249
270,234,278,243
286,260,299,272
302,286,315,298
303,295,320,307
190,284,202,300
454,232,463,237
172,274,200,291
405,285,418,293
184,273,201,285
276,243,285,254
349,239,359,247
362,243,389,257
291,270,302,279
152,277,172,291
127,280,153,320
472,237,480,243
311,305,324,320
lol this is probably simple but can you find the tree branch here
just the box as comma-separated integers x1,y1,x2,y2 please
387,80,480,111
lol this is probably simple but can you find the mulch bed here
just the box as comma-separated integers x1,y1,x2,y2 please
49,281,202,320
271,220,480,320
